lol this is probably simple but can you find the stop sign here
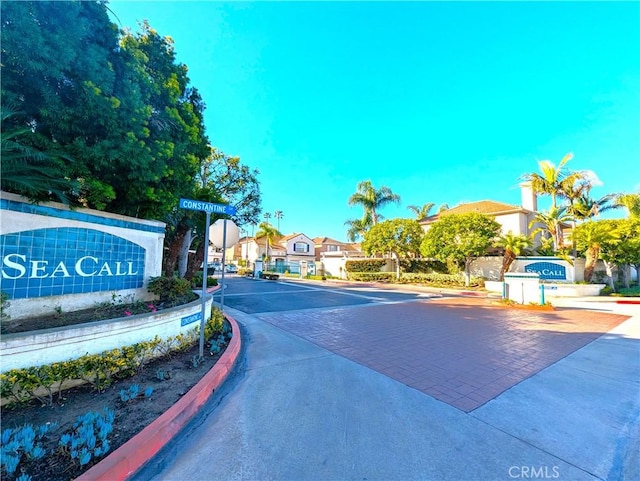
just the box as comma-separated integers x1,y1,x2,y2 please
209,219,240,248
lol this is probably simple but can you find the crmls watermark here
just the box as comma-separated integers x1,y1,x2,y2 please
508,466,560,479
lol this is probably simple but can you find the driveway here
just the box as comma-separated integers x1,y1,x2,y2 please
217,278,630,411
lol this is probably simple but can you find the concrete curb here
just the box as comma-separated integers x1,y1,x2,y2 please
75,313,242,481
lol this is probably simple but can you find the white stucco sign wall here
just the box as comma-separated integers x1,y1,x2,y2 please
0,192,165,319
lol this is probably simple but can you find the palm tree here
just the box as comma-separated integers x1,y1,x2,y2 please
521,153,585,209
274,210,284,232
407,202,435,220
347,180,400,225
1,107,76,204
567,193,620,221
255,222,281,263
263,212,272,223
344,214,373,243
438,203,450,213
529,206,573,252
494,232,532,280
571,220,619,282
616,193,640,219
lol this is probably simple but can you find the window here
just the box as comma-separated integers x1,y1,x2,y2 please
327,244,339,252
293,242,309,253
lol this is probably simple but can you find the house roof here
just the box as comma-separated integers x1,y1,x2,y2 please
279,232,311,242
420,200,529,224
313,236,348,246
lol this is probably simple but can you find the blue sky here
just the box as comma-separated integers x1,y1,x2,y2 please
108,1,640,242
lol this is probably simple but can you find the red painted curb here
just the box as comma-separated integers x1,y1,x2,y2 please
75,314,242,481
616,299,640,305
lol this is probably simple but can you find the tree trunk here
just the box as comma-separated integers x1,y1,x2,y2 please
163,223,190,277
185,241,205,280
633,264,640,287
583,246,600,282
178,230,192,278
621,264,630,288
392,252,400,279
464,258,472,287
500,251,516,281
603,260,616,291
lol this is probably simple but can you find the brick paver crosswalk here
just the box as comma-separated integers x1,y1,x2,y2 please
257,297,629,411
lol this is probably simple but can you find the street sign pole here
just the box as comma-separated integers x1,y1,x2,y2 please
220,219,228,312
177,198,237,359
199,210,211,358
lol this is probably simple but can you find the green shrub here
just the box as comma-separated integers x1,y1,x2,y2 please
396,273,484,288
347,272,395,282
399,259,448,274
147,276,197,306
190,274,218,289
0,308,228,408
612,286,640,297
345,259,387,273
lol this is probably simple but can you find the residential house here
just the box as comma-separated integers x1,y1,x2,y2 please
313,237,356,261
225,232,315,272
418,183,570,246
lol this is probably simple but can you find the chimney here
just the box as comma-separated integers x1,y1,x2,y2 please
520,181,537,212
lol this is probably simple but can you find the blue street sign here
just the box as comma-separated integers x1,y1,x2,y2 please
179,198,237,216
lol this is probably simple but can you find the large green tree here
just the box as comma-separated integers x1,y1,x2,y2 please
163,148,262,278
1,0,121,207
362,219,423,278
1,2,210,219
421,213,501,286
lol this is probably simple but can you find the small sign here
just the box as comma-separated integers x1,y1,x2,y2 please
180,312,201,326
179,198,237,216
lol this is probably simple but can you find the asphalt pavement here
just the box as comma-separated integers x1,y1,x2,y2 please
132,278,639,481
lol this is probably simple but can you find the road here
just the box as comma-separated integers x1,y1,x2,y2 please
212,275,439,313
131,276,638,481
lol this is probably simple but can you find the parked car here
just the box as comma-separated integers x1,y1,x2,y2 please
207,262,222,272
225,264,238,273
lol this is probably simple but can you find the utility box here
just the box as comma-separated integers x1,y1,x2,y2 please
504,272,540,304
254,260,263,278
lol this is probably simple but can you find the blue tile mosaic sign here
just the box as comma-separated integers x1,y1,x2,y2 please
524,261,566,280
0,228,145,299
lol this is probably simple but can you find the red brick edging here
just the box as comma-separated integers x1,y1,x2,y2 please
76,314,242,481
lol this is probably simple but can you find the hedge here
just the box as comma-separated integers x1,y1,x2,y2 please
347,272,395,282
399,259,448,274
345,259,387,273
396,273,485,288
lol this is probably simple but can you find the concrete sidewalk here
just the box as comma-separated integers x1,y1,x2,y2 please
133,301,639,481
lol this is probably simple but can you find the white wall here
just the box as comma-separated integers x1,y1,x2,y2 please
1,296,212,372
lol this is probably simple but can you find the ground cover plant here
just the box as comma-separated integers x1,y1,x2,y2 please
0,310,231,481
